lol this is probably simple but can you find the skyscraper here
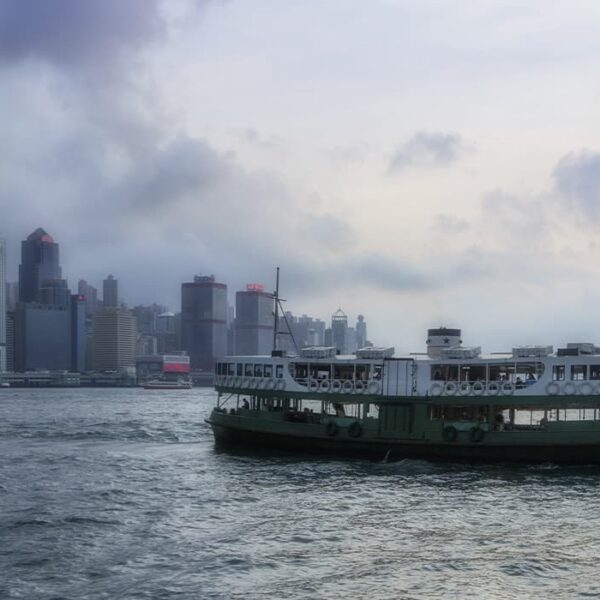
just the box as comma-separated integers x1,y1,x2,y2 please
78,279,99,316
181,275,227,370
92,307,136,371
234,284,274,355
103,275,118,308
0,239,6,372
356,314,367,349
18,228,61,303
331,308,348,354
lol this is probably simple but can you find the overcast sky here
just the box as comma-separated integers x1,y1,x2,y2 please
3,0,600,352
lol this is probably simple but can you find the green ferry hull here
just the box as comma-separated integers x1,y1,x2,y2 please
207,411,600,465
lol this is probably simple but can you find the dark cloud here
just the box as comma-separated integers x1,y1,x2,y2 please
553,150,600,218
0,0,165,72
389,131,465,172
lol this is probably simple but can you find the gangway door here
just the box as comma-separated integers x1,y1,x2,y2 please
383,358,413,397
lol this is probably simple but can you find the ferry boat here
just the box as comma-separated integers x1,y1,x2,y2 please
142,379,193,390
207,326,600,464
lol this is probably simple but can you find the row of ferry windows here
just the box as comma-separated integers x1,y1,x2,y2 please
431,363,544,382
216,362,284,378
552,365,600,381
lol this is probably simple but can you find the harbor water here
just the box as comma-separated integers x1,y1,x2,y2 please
2,388,600,599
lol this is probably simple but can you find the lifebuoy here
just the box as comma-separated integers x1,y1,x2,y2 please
320,379,331,392
367,380,381,395
471,382,484,395
444,382,457,396
430,383,444,397
563,382,577,396
501,382,514,396
486,382,500,396
342,380,354,393
275,379,286,391
443,425,457,442
325,421,338,437
580,382,593,396
354,381,365,394
348,421,362,438
459,383,472,396
546,382,560,396
331,379,342,392
469,427,485,443
265,378,275,390
308,379,319,392
257,378,265,389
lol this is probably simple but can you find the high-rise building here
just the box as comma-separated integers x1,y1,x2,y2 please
0,239,6,372
70,294,87,372
234,284,274,355
103,275,118,308
181,275,227,370
6,312,14,372
277,311,326,353
18,228,61,303
92,307,136,371
14,303,71,371
78,280,99,316
356,314,367,349
6,282,19,311
331,308,348,354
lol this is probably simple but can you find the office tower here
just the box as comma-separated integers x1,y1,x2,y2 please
356,314,367,349
103,275,118,308
14,303,71,371
19,228,62,303
6,282,19,311
156,312,178,354
6,312,14,371
78,280,99,316
70,294,87,372
181,275,227,370
0,239,5,372
331,308,348,354
234,284,274,355
38,278,70,307
92,307,136,371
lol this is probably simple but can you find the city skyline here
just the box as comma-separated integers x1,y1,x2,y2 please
4,2,600,352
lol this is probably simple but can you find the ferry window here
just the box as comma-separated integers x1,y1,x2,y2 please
552,365,565,381
245,364,253,377
468,365,486,381
514,362,543,386
264,364,273,378
237,363,243,376
374,365,382,380
254,364,263,377
591,366,600,380
356,365,370,381
571,365,588,381
276,365,283,378
227,363,235,376
431,366,444,381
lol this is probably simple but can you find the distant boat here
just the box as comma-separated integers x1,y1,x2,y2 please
0,382,9,388
142,379,192,390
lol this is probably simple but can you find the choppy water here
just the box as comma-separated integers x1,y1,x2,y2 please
2,389,600,599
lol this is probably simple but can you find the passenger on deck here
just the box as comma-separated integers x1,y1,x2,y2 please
242,399,250,410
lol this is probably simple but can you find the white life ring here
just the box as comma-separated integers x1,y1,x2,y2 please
265,378,275,390
354,381,365,394
308,379,319,392
367,380,381,395
257,378,266,389
320,379,331,392
501,382,514,396
472,381,485,395
275,379,286,391
444,382,457,396
459,382,472,396
430,383,444,397
579,382,593,396
226,376,234,386
486,382,500,396
546,382,560,396
342,380,354,393
563,382,577,396
331,379,342,393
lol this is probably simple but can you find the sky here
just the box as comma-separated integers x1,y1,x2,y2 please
3,0,600,353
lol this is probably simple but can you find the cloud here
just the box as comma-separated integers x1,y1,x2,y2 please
388,131,466,173
553,150,600,218
0,0,165,74
432,214,470,234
